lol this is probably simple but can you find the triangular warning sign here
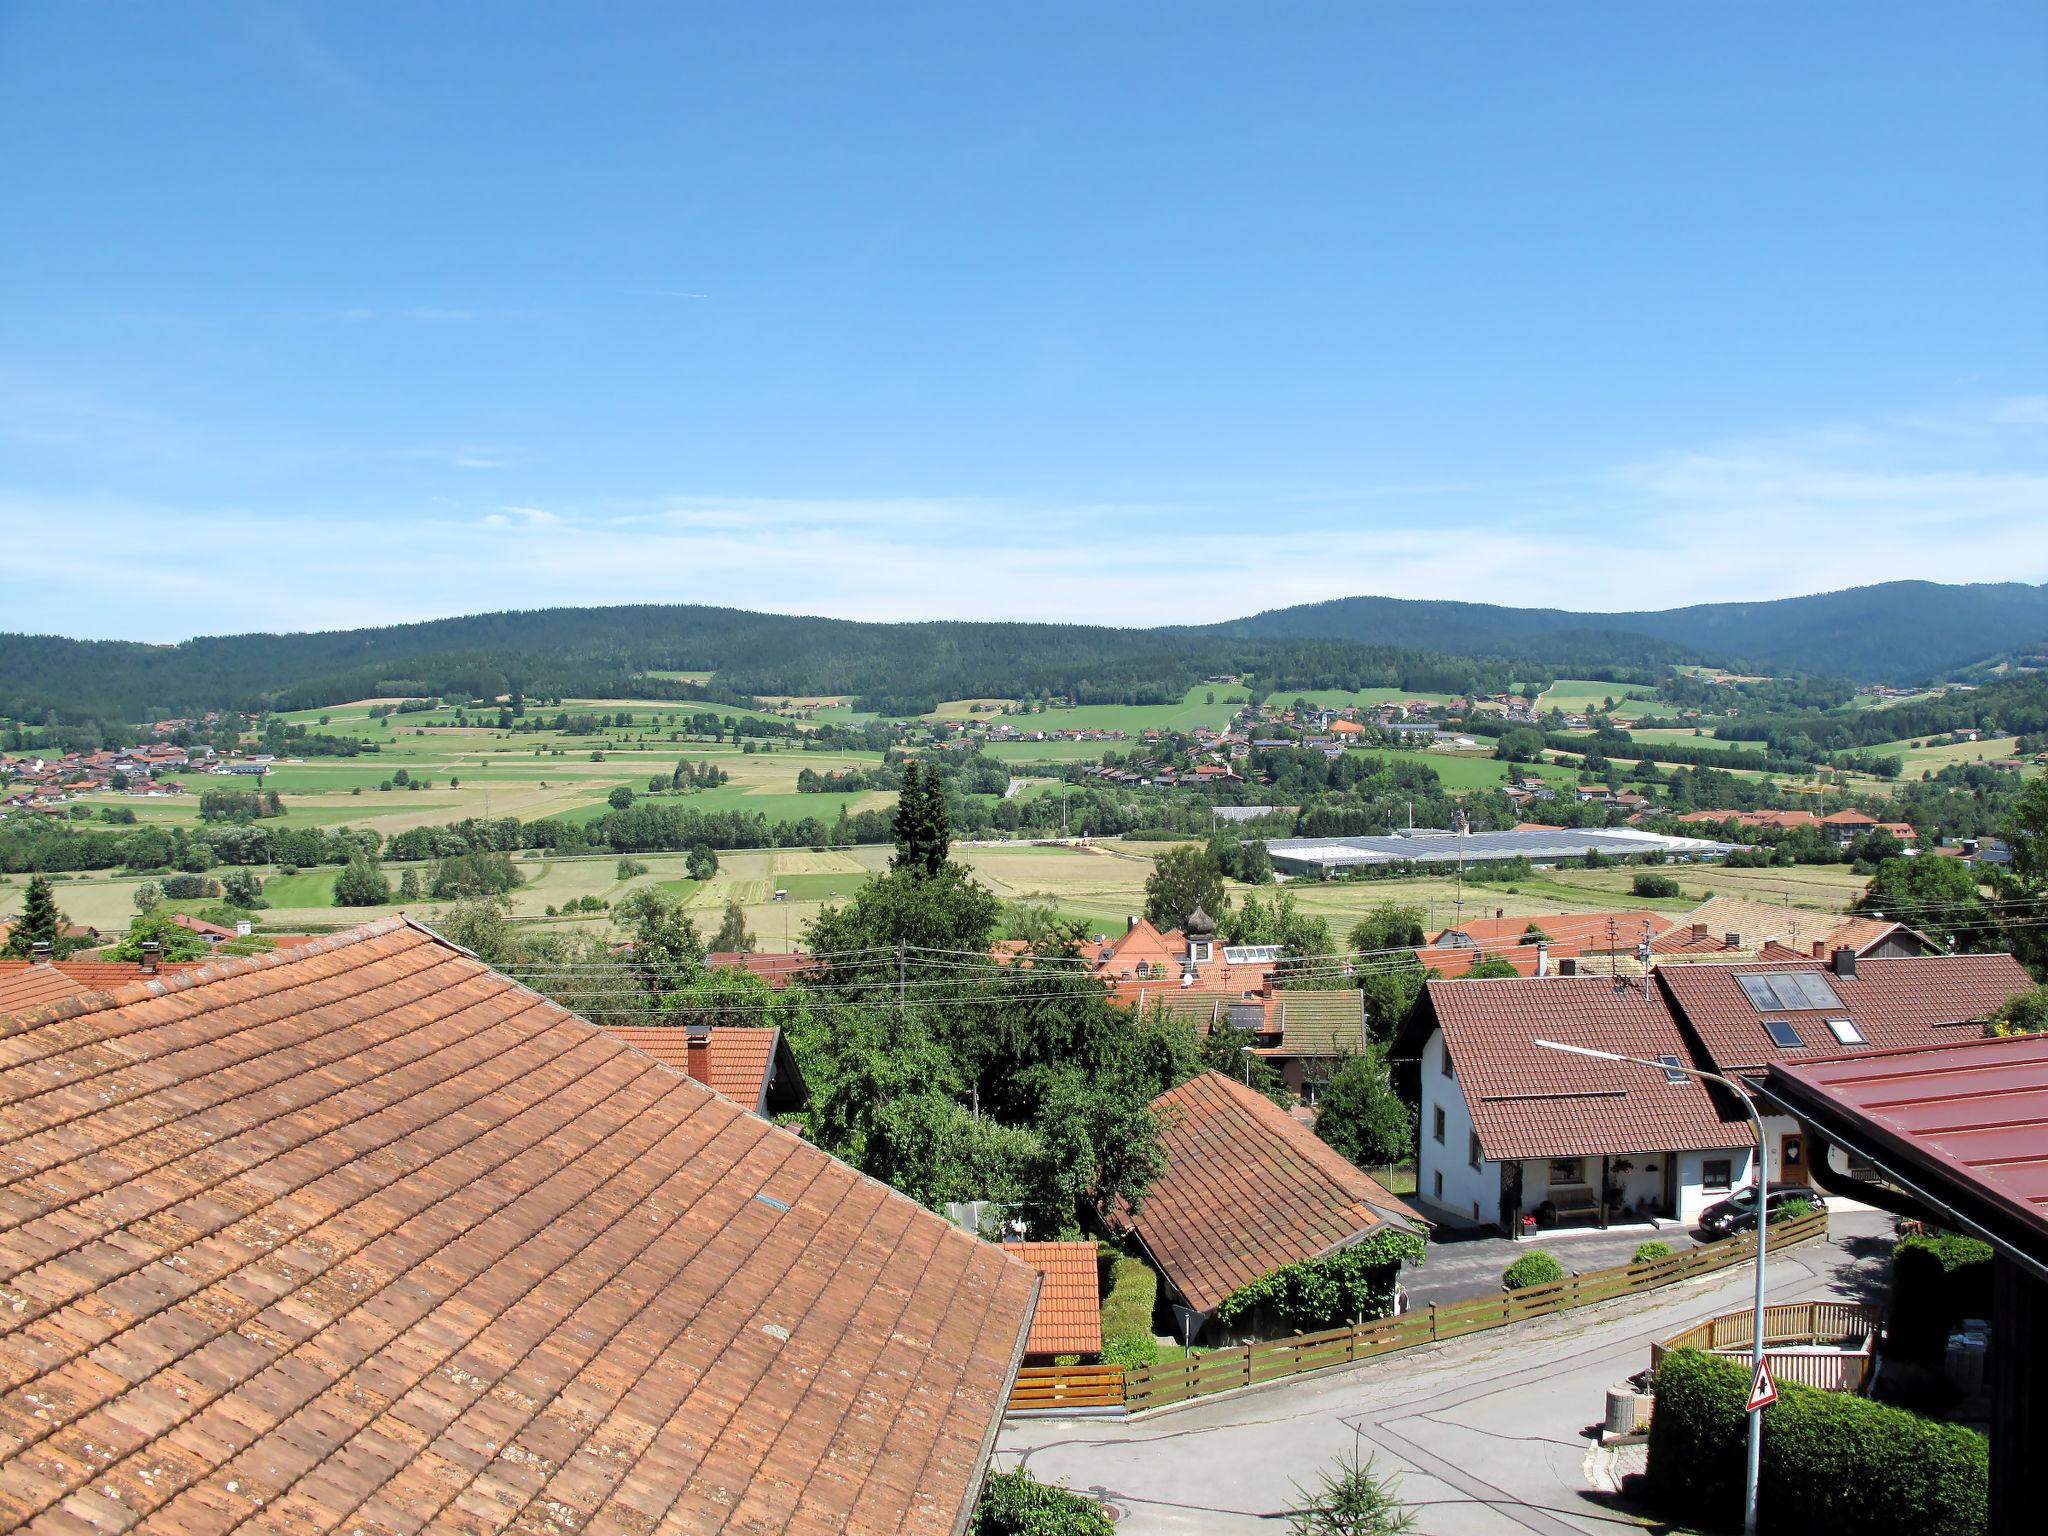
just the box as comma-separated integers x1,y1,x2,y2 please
1746,1358,1778,1413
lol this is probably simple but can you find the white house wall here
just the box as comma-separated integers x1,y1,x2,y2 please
1418,1028,1501,1224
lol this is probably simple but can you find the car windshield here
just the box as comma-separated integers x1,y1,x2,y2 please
1721,1188,1759,1208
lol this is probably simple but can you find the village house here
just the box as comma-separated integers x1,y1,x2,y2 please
1405,949,2034,1235
1649,894,1936,963
1117,1070,1425,1343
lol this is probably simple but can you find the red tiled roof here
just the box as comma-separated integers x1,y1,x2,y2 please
1430,909,1671,953
0,957,207,1012
1416,939,1583,978
1657,953,2036,1077
1764,1034,2048,1255
1129,1072,1422,1315
599,1023,789,1112
707,949,810,988
0,917,1036,1536
1426,975,1749,1161
1009,1241,1102,1357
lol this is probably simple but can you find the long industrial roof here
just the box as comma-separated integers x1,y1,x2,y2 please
1262,827,1741,868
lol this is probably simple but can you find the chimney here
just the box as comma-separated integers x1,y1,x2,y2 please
1691,923,1708,941
1831,948,1857,978
139,940,161,975
235,920,252,938
1127,914,1140,932
30,940,52,965
1495,908,1505,920
1559,957,1578,976
1535,941,1550,976
682,1020,712,1081
1723,933,1740,949
1811,940,1825,959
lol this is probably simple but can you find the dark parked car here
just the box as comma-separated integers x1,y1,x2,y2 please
1698,1183,1826,1238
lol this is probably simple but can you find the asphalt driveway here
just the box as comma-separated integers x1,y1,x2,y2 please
996,1210,1892,1534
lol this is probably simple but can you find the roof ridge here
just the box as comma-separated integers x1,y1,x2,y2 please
0,916,425,1031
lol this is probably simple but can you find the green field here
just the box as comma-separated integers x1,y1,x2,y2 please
1025,685,1251,735
1538,679,1661,714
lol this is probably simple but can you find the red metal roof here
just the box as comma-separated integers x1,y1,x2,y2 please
1427,975,1750,1161
1766,1033,2048,1257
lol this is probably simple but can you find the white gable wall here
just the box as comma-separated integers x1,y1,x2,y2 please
1418,1027,1502,1225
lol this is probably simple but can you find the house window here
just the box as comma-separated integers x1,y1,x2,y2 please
1782,1135,1804,1168
1548,1157,1584,1186
1432,1105,1446,1143
1433,1170,1444,1200
1439,1040,1454,1078
1702,1158,1734,1193
1469,1132,1482,1170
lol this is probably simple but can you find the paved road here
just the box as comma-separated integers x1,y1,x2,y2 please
1403,1222,1701,1310
997,1211,1892,1534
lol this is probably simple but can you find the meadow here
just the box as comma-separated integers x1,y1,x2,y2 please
1263,687,1459,711
1537,678,1662,714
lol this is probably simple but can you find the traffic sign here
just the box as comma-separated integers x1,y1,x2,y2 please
1745,1358,1778,1413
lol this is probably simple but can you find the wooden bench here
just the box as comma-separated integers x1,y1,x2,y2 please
1546,1185,1601,1225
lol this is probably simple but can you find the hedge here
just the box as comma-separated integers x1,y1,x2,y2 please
1099,1255,1159,1368
971,1470,1114,1535
1889,1232,1994,1365
1647,1348,1986,1536
1502,1250,1566,1290
1632,1240,1672,1264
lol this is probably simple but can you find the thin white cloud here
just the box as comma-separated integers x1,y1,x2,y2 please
3,396,2044,641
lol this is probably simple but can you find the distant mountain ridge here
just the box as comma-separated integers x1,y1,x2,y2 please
3,580,2043,722
1192,580,2048,683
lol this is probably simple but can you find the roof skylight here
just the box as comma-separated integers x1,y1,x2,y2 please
1762,1019,1805,1049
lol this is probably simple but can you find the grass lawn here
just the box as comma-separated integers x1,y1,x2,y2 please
1027,685,1251,736
1263,686,1458,711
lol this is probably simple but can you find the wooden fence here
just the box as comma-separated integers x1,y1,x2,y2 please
1651,1296,1878,1394
1005,1208,1830,1417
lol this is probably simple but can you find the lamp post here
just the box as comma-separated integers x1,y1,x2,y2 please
1535,1038,1770,1536
1241,1044,1254,1085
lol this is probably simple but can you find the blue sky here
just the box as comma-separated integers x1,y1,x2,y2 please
3,2,2044,640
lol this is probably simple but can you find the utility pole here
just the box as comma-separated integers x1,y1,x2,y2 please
896,941,906,1017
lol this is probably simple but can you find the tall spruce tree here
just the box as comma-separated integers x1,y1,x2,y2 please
4,874,64,957
891,761,950,877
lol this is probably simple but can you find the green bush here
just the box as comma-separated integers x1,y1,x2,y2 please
971,1470,1114,1535
1502,1250,1566,1290
1647,1348,1986,1535
1099,1255,1159,1365
1632,872,1682,898
1890,1232,1994,1365
1631,1241,1673,1264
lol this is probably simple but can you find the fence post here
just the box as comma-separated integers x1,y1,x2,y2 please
1429,1302,1438,1343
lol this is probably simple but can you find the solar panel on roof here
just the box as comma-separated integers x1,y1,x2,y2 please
1762,1019,1805,1049
1736,971,1846,1013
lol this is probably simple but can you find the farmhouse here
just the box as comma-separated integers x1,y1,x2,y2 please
0,918,1038,1535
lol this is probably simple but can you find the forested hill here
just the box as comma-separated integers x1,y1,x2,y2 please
0,606,1554,723
1194,581,2048,683
6,578,2043,721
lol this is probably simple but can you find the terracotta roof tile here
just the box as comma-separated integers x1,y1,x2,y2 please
0,958,207,1013
1008,1242,1101,1357
1416,939,1584,978
1427,975,1750,1161
1262,992,1368,1057
1650,896,1933,962
1129,1072,1422,1315
1429,910,1671,953
1656,952,2036,1077
0,917,1035,1536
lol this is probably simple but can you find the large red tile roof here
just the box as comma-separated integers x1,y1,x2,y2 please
1128,1072,1422,1316
1416,939,1584,978
1656,952,2035,1077
0,917,1036,1536
1008,1241,1102,1357
1426,975,1749,1161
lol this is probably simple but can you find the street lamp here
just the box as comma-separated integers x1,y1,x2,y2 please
1534,1038,1771,1536
1240,1044,1254,1085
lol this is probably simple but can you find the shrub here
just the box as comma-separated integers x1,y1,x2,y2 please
1632,872,1681,898
1647,1348,1986,1536
1771,1198,1813,1223
332,856,392,907
1286,1447,1415,1536
1890,1232,1994,1366
1502,1250,1566,1290
970,1470,1113,1535
160,874,218,900
1631,1241,1672,1264
1099,1255,1159,1364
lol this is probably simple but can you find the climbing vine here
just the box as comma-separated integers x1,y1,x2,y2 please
1214,1229,1426,1331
